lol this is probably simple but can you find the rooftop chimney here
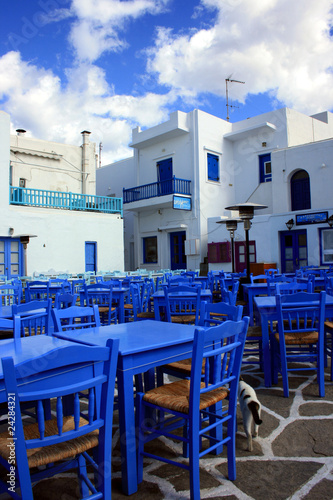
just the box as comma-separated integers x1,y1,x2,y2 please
16,129,26,136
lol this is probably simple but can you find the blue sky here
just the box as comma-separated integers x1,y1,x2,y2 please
0,0,332,164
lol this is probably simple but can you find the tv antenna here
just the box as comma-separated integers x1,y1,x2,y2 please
225,76,245,121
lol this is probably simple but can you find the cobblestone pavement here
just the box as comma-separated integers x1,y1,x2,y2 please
1,361,333,500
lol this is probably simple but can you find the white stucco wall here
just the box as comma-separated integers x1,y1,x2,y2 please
1,111,124,276
10,132,96,195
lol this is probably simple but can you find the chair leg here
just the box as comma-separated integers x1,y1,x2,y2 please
77,453,90,498
189,416,200,500
136,393,145,485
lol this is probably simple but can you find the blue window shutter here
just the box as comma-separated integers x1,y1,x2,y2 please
207,153,219,181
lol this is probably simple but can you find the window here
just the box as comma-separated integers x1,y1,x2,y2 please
19,178,26,188
208,242,231,263
291,170,311,211
320,228,333,264
143,236,158,264
259,153,272,183
207,153,219,182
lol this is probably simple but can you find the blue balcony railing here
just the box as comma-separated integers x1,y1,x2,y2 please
10,186,123,217
123,176,191,204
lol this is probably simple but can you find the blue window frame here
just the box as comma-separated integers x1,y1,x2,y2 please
319,228,333,265
291,170,311,211
143,236,158,264
259,153,272,183
207,153,219,182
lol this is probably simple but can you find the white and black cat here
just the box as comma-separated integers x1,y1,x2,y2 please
238,379,262,451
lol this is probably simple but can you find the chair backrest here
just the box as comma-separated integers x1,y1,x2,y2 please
141,281,153,312
25,281,50,302
164,285,201,324
276,291,325,347
0,317,16,338
12,299,52,338
71,279,86,294
189,317,249,420
275,281,313,294
0,339,119,499
250,274,268,284
219,279,239,306
0,284,21,305
167,276,193,286
54,292,78,309
199,301,243,327
266,275,295,295
52,304,101,332
84,284,113,305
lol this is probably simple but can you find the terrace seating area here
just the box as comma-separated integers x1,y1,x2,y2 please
0,265,332,499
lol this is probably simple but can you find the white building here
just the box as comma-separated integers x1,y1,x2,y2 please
97,107,333,273
0,110,124,279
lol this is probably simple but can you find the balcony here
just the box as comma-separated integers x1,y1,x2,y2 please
10,186,123,217
123,176,191,204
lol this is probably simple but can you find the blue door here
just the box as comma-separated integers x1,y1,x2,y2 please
170,231,186,270
280,230,307,273
0,238,23,279
157,158,173,195
85,242,97,273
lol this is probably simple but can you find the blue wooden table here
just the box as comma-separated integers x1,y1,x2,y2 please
54,320,200,495
152,289,212,320
0,335,78,402
254,294,333,387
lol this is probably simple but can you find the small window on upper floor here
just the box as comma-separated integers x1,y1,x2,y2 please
259,153,272,183
207,153,220,182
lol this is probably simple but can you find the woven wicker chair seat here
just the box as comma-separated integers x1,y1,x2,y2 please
324,321,333,330
163,358,205,375
274,330,318,345
143,379,229,414
98,305,116,313
137,311,155,319
124,304,133,309
171,314,196,324
0,416,98,469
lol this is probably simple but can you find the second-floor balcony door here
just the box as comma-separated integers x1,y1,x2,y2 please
157,158,173,196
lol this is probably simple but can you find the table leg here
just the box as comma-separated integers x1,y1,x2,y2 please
117,367,138,495
153,298,161,321
261,316,271,387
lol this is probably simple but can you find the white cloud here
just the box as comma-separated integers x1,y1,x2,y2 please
0,51,173,163
147,0,333,114
69,0,170,61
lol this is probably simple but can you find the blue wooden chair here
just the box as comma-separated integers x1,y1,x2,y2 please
0,284,21,306
0,317,15,340
71,279,86,294
0,339,119,500
54,292,78,309
84,283,117,325
136,318,249,498
275,281,313,294
272,291,326,397
163,285,201,325
52,304,101,332
12,299,52,338
157,302,244,383
25,281,50,302
130,283,155,321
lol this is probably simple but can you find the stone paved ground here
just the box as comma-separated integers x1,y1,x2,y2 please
1,361,332,499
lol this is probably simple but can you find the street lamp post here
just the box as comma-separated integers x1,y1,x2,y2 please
225,203,267,282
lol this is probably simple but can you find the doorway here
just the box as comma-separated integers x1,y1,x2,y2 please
170,231,186,270
234,240,256,273
0,238,23,279
280,230,307,273
157,158,173,195
85,241,97,273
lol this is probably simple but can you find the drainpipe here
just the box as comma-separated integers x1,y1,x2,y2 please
81,130,91,194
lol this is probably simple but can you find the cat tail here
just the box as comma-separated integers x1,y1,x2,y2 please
248,401,263,425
